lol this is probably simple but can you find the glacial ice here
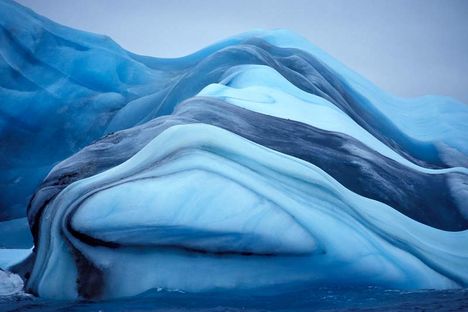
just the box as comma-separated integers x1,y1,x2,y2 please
0,0,467,300
0,270,23,296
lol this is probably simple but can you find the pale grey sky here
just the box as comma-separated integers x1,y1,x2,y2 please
16,0,468,103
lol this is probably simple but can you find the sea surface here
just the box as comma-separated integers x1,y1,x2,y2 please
0,287,467,312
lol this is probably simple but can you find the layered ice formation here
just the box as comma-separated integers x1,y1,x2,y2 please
0,0,467,300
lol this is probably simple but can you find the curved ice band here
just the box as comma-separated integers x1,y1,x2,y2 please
27,124,468,299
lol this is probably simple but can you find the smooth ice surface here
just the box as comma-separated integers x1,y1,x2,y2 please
0,0,467,301
0,218,32,248
2,0,468,221
28,125,467,299
0,249,31,270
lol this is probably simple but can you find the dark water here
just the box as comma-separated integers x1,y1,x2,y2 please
1,287,467,312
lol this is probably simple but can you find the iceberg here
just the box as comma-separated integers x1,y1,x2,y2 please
0,0,467,300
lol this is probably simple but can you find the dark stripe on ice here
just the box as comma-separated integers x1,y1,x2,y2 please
29,97,468,242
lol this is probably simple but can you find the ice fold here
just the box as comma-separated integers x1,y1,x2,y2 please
0,0,467,300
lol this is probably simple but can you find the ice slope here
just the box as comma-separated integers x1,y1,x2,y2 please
28,97,468,241
2,0,468,222
27,125,468,299
0,0,163,221
0,0,467,300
